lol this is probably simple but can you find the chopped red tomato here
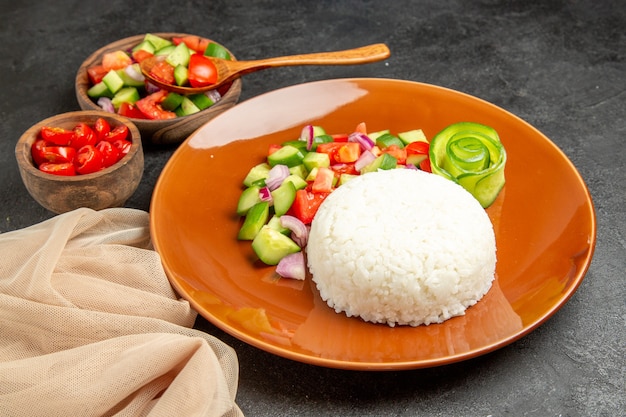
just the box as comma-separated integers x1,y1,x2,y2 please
118,102,148,119
131,49,154,63
316,142,361,164
337,142,361,163
74,144,104,175
95,140,121,168
102,50,133,71
39,162,76,176
419,158,432,173
311,167,335,193
149,61,176,85
354,121,367,134
287,189,330,225
87,65,108,84
70,123,97,149
188,54,218,88
173,35,210,54
405,141,429,155
40,126,74,146
331,133,349,142
405,140,430,167
135,90,176,120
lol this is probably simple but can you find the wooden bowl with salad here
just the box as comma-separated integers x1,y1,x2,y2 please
75,33,242,145
15,110,143,214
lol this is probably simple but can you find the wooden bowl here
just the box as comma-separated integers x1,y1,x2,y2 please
15,111,144,214
75,33,242,145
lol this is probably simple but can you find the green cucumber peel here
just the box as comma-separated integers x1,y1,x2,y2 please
429,122,506,208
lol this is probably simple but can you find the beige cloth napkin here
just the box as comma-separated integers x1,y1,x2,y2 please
0,208,243,417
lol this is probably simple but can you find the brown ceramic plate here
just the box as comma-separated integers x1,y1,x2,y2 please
150,78,596,370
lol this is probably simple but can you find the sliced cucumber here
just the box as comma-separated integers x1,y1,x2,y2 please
302,151,330,171
251,225,300,265
166,42,191,68
267,145,305,167
87,81,113,98
102,70,124,94
143,33,173,51
271,181,296,216
398,129,427,145
189,93,215,110
174,64,188,86
361,153,398,173
236,185,262,216
111,87,140,108
243,163,271,187
160,92,184,111
238,201,269,240
375,133,404,149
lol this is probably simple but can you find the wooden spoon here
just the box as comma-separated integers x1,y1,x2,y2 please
140,43,391,94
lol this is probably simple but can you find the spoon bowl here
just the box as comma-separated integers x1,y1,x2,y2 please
140,43,391,94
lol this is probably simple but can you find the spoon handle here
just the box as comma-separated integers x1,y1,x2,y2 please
226,43,390,74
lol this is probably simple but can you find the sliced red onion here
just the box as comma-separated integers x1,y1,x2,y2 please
300,124,315,151
265,164,290,191
259,186,273,202
354,149,376,171
125,64,145,82
280,215,309,248
276,251,306,280
348,132,374,151
97,97,115,113
145,81,161,94
405,163,418,170
205,89,221,103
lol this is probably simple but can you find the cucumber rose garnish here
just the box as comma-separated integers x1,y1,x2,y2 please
429,122,506,208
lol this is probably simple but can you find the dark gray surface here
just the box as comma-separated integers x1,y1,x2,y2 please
1,1,624,415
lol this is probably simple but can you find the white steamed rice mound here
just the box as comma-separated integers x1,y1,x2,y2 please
306,168,496,327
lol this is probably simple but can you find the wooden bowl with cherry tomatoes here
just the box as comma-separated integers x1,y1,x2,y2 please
15,110,143,214
75,33,242,145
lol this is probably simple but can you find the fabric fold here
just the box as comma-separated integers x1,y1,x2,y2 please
0,208,242,417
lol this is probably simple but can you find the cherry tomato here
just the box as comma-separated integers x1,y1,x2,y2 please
71,123,97,149
93,117,111,142
42,146,76,164
95,140,121,168
31,139,51,166
135,91,176,120
40,126,74,146
111,139,132,158
149,61,176,85
118,102,149,119
39,162,76,176
103,125,129,143
188,54,218,88
74,145,104,175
